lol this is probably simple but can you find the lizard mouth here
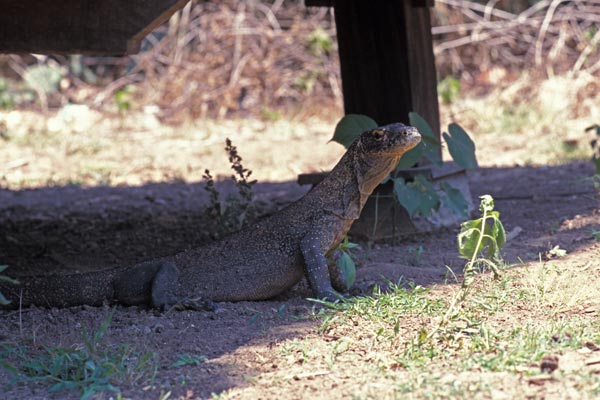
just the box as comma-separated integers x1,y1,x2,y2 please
388,131,421,155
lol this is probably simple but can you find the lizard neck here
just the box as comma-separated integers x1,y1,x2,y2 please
310,147,399,220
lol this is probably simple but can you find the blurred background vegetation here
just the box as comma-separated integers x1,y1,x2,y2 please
0,0,599,187
0,0,596,121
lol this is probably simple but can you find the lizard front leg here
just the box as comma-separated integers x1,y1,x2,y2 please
300,232,342,301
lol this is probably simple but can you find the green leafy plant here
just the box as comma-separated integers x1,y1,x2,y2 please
170,354,207,368
0,310,158,399
331,113,477,219
437,75,461,105
0,265,19,305
203,138,259,239
457,195,506,291
330,235,359,289
114,86,134,113
0,78,16,109
423,195,506,341
307,27,333,57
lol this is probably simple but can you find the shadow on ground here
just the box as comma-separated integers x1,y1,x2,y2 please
0,161,598,398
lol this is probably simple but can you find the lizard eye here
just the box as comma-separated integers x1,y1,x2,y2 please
371,129,386,140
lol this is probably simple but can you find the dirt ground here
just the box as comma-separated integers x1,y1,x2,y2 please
0,115,598,400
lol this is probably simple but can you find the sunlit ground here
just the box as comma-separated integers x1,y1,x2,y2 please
1,71,599,190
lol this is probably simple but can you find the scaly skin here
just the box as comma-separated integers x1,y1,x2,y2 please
1,123,421,309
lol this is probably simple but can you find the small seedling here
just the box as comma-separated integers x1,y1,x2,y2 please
457,195,506,291
424,195,506,342
170,354,207,368
114,86,133,113
547,245,567,259
592,229,600,241
0,310,158,399
406,245,424,265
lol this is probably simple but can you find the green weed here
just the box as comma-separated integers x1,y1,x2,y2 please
307,27,332,57
170,354,207,368
114,86,134,114
203,138,259,239
438,75,461,105
0,310,158,399
330,235,359,289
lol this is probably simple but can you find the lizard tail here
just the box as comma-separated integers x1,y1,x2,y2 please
0,269,118,309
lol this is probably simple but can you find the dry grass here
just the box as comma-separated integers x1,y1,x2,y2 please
440,72,600,167
0,111,343,188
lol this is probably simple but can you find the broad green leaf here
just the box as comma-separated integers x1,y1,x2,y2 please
331,114,378,148
441,182,469,218
443,123,478,169
491,216,506,250
0,274,19,284
0,292,9,305
393,176,440,217
457,219,483,259
337,252,356,289
395,142,424,169
482,223,498,259
409,112,442,165
409,112,436,140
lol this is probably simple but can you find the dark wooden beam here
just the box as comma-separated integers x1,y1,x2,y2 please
333,0,440,137
0,0,189,55
305,0,335,6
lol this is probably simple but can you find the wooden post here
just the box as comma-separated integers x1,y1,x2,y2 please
333,0,440,138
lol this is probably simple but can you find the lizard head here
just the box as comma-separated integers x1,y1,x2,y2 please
356,123,421,158
351,123,422,199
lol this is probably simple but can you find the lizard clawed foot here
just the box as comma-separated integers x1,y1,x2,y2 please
314,290,350,303
167,296,219,312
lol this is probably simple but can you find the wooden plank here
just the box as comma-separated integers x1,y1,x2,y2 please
0,0,189,55
412,0,435,7
333,0,440,139
305,0,335,6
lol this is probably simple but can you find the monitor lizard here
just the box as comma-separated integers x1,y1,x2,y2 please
1,123,421,310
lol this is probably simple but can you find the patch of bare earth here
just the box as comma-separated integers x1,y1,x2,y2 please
0,113,599,399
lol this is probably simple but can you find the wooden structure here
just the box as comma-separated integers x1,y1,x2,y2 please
0,0,188,54
0,0,440,136
308,0,439,134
